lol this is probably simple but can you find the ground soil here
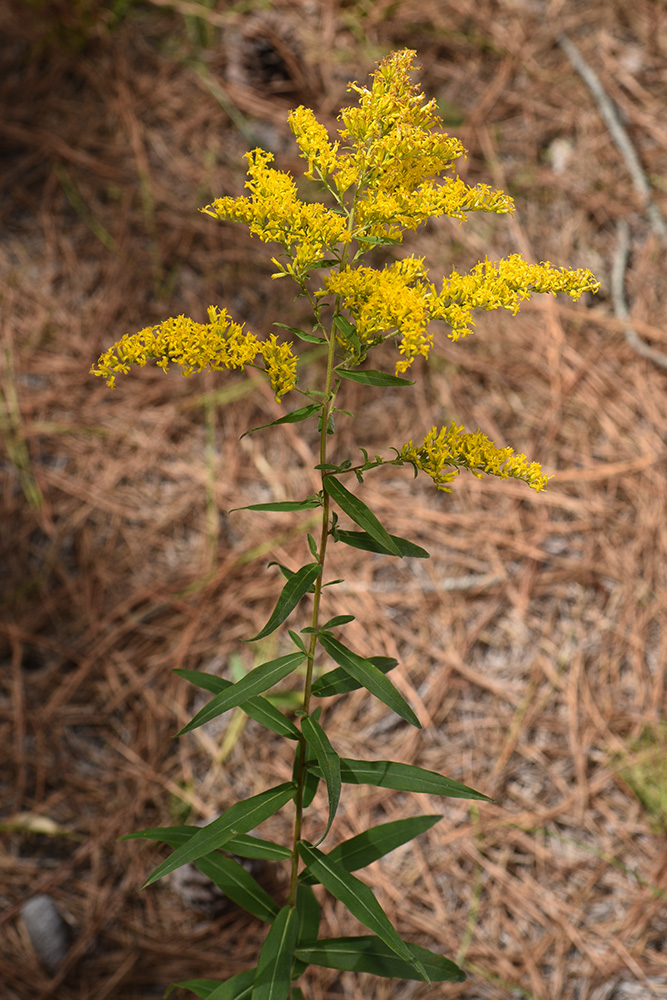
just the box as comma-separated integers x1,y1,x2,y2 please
2,2,667,999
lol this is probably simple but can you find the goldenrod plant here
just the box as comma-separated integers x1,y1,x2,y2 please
93,50,598,999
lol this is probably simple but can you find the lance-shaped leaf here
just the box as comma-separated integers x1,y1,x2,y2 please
124,825,292,862
318,634,419,728
176,654,304,736
252,904,298,1000
196,853,279,923
249,563,321,641
175,668,301,740
292,883,321,978
192,969,256,1000
243,404,321,436
311,656,397,698
165,979,228,999
143,783,295,887
322,476,400,556
329,759,490,801
337,369,414,387
273,322,324,344
295,936,465,983
301,715,341,844
232,499,321,512
335,530,429,559
300,815,442,885
298,843,427,979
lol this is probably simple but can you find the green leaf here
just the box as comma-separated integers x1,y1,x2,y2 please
301,716,341,844
300,816,442,885
123,825,197,847
311,656,397,698
332,315,360,350
143,783,295,886
295,936,465,982
333,759,491,801
354,233,402,246
242,405,321,437
322,477,400,557
297,844,426,979
249,564,321,641
318,614,355,629
273,323,324,343
196,853,279,923
252,905,298,1000
225,834,292,862
318,634,420,729
165,979,227,999
335,530,430,559
174,669,300,740
337,369,414,387
232,499,321,512
206,970,256,1000
292,883,321,977
176,654,304,736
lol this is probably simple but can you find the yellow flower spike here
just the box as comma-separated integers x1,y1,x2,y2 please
90,306,298,399
400,423,550,493
433,254,600,340
202,149,350,279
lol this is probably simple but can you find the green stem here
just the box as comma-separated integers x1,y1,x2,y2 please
287,319,339,910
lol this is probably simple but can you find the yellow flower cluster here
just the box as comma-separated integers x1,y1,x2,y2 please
326,252,598,373
400,423,550,492
202,149,350,278
325,257,432,370
90,306,298,400
289,49,513,240
432,255,601,340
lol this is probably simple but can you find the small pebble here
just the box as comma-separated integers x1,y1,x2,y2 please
21,894,70,973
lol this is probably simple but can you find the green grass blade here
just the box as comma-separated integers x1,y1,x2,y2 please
176,654,304,736
319,634,420,728
143,784,295,887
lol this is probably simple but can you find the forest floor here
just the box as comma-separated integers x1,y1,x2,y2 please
2,1,667,998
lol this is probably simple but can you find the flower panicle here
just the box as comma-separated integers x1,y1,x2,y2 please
400,422,550,493
90,306,297,401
